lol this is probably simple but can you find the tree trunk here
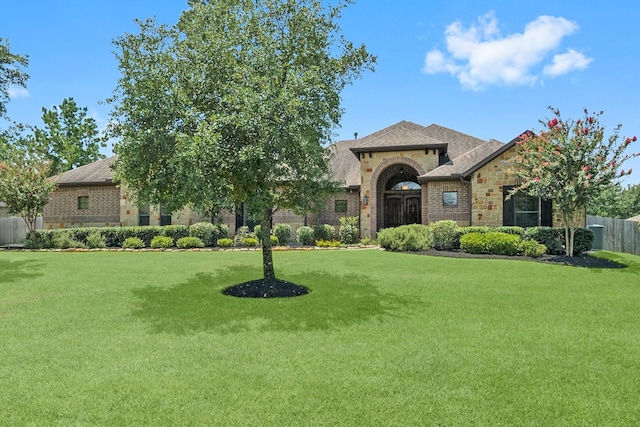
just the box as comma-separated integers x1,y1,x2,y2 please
261,207,276,284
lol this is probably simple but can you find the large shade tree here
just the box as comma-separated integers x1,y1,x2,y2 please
511,107,638,256
0,37,28,120
109,0,375,293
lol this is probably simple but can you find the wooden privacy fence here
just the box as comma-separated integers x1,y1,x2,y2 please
586,215,640,256
0,217,43,245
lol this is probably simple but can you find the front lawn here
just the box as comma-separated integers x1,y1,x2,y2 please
1,249,639,425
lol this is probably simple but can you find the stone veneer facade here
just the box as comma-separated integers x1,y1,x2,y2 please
358,149,440,237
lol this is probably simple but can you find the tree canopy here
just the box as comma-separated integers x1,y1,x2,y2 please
30,97,106,176
0,37,29,119
511,107,638,255
109,0,375,286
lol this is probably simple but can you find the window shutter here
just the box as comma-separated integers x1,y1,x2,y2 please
541,198,553,226
502,186,515,226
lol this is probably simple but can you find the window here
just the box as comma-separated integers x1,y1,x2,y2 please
389,180,421,191
139,204,150,226
160,205,171,226
502,186,552,227
335,200,348,213
442,191,458,207
77,196,89,210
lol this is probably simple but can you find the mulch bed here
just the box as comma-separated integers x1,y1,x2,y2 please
222,278,310,298
414,249,626,269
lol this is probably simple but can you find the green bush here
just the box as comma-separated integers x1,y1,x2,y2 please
86,231,106,249
243,237,259,247
23,230,54,249
270,235,279,246
339,217,359,245
151,235,174,249
297,226,315,245
253,224,264,242
431,220,459,250
525,227,562,254
54,231,86,249
162,225,190,242
233,226,256,246
485,233,522,256
460,232,522,256
176,236,205,249
313,224,335,241
274,224,292,245
493,226,524,236
217,238,233,248
122,237,145,249
459,232,486,254
316,239,342,247
566,228,594,255
359,236,377,246
377,224,434,252
189,222,217,247
520,239,547,258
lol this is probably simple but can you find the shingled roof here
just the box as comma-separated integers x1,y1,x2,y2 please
52,156,116,186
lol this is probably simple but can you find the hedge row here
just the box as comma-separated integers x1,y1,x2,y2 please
377,221,593,257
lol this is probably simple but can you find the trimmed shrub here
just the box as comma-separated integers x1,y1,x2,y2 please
86,231,106,249
270,235,279,246
493,226,524,236
213,223,229,242
377,224,434,252
151,235,174,249
339,217,359,245
459,232,486,254
316,239,342,247
567,227,594,255
460,232,522,256
297,226,315,245
253,224,264,242
122,237,145,249
313,224,335,241
24,230,54,249
274,224,292,245
525,227,562,254
243,237,259,247
485,233,522,256
162,225,190,242
189,222,216,247
217,238,233,248
431,220,459,250
176,236,205,249
521,239,547,258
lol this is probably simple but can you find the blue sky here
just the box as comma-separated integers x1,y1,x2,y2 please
2,0,639,185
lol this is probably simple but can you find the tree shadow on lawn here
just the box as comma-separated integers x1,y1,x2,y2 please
0,259,43,284
131,266,418,335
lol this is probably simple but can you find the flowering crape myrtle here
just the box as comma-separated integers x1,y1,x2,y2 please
510,106,638,256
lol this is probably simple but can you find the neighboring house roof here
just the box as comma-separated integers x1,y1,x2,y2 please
52,156,116,186
627,214,640,222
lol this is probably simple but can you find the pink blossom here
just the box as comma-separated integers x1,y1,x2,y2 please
553,150,561,156
583,165,591,171
586,174,592,180
611,161,616,166
548,118,559,128
534,177,540,183
629,168,633,174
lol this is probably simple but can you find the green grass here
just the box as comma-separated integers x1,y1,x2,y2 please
1,249,640,425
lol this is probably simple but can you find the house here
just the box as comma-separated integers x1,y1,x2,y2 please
43,120,577,237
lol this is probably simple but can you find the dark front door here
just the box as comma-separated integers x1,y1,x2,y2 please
384,193,421,227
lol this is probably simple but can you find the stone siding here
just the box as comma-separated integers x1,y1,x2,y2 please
359,149,438,238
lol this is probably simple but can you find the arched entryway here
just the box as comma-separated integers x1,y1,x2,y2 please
377,164,421,229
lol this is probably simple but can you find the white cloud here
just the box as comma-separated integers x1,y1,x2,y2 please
424,12,592,90
7,86,29,99
543,48,593,76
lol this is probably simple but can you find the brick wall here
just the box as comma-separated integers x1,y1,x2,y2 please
44,185,121,228
426,180,471,225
